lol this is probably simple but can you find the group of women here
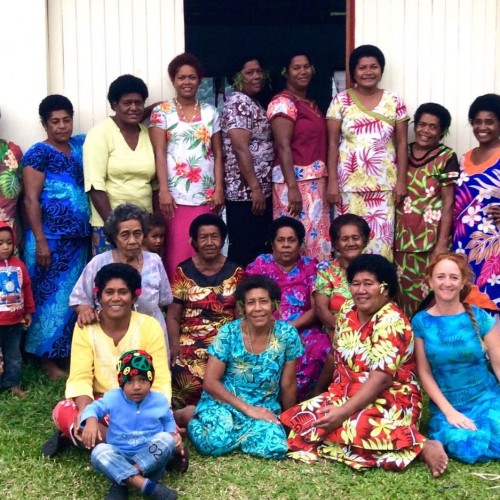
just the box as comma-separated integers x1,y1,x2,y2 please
11,42,500,478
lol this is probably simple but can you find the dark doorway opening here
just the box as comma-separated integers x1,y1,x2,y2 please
184,0,347,112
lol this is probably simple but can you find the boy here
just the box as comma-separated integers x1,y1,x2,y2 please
81,350,184,500
143,213,166,256
0,222,34,397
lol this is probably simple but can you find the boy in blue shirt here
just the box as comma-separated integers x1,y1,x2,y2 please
81,350,183,500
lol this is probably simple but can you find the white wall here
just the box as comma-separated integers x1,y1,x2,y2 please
355,0,500,157
48,0,185,135
0,1,49,152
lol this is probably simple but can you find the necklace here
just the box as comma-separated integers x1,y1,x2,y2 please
246,321,274,355
115,249,143,270
174,98,199,123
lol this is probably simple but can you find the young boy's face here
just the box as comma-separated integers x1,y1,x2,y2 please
143,226,165,255
123,374,151,402
0,229,14,260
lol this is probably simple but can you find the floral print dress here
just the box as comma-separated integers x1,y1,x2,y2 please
395,143,459,317
280,301,426,471
327,89,409,261
453,149,500,305
246,254,331,400
188,319,304,459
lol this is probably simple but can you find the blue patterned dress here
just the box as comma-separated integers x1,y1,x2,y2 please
23,136,91,358
412,306,500,463
187,319,304,459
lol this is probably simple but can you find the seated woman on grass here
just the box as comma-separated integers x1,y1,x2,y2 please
43,263,172,458
280,255,448,476
187,275,303,459
413,253,500,464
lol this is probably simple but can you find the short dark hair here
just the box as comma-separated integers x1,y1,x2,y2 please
283,52,311,73
144,212,165,235
94,263,142,300
188,213,227,250
269,216,305,245
229,55,264,83
468,93,500,123
329,214,370,246
414,102,452,135
103,203,148,246
39,95,74,123
107,74,149,106
167,52,204,81
235,274,281,304
349,45,385,83
346,254,398,299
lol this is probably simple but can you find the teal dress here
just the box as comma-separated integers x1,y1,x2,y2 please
187,318,303,459
412,306,500,463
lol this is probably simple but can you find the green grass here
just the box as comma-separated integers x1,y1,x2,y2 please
1,362,500,499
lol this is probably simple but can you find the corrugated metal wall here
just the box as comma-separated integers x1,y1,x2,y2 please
48,0,185,135
355,0,500,156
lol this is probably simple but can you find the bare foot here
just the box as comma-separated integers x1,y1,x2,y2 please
174,405,196,429
42,359,67,381
421,440,448,477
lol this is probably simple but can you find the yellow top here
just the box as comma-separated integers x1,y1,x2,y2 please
65,311,171,401
83,117,156,227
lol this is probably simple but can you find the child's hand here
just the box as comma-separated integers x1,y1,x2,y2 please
170,432,183,452
23,313,32,328
81,418,101,449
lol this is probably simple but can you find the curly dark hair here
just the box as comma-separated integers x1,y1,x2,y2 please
144,212,165,236
103,203,148,246
468,93,500,123
107,74,149,106
346,254,398,299
349,45,385,84
329,214,370,247
188,214,227,250
94,263,142,300
283,51,311,73
167,52,204,80
413,102,452,135
269,217,306,245
38,95,74,123
235,274,281,304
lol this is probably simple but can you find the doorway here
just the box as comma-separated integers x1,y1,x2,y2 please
184,0,347,112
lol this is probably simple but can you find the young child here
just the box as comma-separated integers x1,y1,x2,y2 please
81,350,184,500
143,213,166,256
0,222,34,397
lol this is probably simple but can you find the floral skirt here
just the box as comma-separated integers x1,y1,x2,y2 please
273,177,330,261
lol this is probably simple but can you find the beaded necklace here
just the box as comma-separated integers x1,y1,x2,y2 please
245,320,274,355
174,98,200,124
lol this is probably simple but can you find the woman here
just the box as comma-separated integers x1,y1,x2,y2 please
188,275,303,459
222,56,274,267
327,45,409,261
70,204,172,340
413,253,500,463
149,52,224,279
84,74,155,256
395,103,459,317
314,213,370,335
267,52,330,261
453,94,500,305
44,263,171,457
280,254,448,476
23,95,91,379
167,214,245,409
246,217,329,400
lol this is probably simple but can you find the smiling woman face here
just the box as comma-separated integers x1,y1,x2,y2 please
334,224,367,264
471,111,500,147
244,287,274,330
353,56,382,91
286,55,313,92
349,271,389,321
99,277,135,321
428,258,465,305
414,113,442,150
173,64,201,100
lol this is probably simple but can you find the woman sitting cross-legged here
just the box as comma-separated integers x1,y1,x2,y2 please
412,252,500,463
280,254,448,476
187,275,304,459
42,263,172,458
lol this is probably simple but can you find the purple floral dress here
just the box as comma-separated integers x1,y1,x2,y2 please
246,254,331,401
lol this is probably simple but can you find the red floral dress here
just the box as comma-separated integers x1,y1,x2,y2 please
280,301,426,470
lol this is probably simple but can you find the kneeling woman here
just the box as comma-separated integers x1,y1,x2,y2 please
44,263,171,456
413,253,500,463
281,255,448,476
188,275,303,459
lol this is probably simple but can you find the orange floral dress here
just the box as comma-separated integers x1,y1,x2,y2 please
170,258,245,409
280,301,426,470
